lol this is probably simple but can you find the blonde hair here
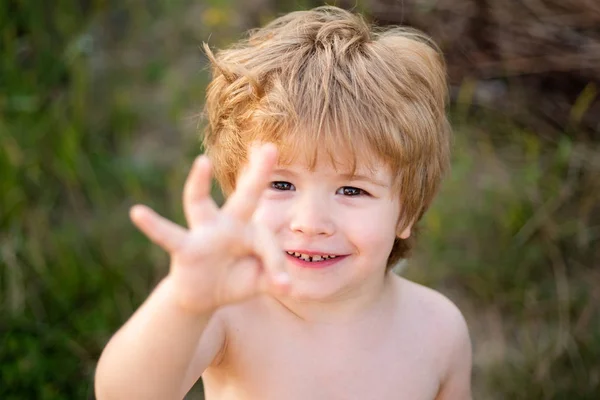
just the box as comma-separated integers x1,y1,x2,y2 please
202,6,451,267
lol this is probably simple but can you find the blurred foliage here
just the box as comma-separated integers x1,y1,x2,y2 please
1,1,598,399
410,110,600,399
1,1,208,398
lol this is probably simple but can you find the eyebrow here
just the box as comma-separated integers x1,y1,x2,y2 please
272,168,298,178
339,173,389,188
273,169,389,188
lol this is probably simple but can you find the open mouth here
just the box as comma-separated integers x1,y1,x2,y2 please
285,251,339,263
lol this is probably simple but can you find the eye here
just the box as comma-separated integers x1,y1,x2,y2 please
271,181,295,191
336,186,369,197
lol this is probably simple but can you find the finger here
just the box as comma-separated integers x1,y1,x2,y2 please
183,155,218,228
250,225,291,294
222,143,278,222
130,205,187,253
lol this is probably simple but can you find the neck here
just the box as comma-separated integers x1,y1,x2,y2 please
270,271,397,325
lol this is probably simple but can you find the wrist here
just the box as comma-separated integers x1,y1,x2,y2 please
156,275,218,318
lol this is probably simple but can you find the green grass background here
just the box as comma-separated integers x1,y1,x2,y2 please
1,1,598,399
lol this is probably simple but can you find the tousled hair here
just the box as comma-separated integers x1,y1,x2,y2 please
202,6,451,267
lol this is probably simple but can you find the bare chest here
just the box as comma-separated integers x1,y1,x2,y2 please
203,317,441,400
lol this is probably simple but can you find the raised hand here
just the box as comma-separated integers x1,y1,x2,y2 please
129,143,290,314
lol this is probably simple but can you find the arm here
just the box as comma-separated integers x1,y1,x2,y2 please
95,145,290,400
435,309,473,400
94,277,224,400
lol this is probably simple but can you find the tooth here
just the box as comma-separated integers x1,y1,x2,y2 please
290,253,339,262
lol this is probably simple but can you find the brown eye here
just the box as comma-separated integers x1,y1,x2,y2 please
271,181,295,191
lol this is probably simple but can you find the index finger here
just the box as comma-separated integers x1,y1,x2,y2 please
222,143,278,221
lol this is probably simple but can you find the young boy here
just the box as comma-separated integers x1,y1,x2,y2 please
95,6,472,400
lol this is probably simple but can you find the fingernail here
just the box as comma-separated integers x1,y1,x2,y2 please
130,204,146,218
262,142,276,153
195,155,207,166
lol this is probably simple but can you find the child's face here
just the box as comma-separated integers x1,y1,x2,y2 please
253,148,410,301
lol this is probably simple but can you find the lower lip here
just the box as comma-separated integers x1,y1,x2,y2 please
285,254,347,269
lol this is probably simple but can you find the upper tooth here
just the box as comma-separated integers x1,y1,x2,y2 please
285,252,339,261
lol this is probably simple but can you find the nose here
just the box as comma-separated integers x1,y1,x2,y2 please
289,193,335,237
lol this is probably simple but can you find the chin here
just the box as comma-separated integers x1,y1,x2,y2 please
287,277,360,302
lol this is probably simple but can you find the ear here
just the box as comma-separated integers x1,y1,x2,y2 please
396,222,412,240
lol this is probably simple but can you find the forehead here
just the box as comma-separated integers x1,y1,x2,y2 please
276,139,387,178
259,126,387,174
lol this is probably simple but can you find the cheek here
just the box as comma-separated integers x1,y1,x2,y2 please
345,205,398,256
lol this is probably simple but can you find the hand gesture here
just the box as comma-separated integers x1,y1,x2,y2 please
130,144,290,314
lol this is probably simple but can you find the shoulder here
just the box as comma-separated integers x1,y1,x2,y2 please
210,296,272,354
394,277,472,398
394,277,472,370
397,277,468,332
187,298,264,378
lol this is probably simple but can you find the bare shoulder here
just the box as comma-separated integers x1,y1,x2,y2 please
396,276,469,337
204,296,269,353
185,298,265,387
394,276,473,399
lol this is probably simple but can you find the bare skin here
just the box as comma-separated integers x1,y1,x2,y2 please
94,143,472,400
201,276,472,400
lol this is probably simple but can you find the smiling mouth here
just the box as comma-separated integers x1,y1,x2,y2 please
285,251,338,263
